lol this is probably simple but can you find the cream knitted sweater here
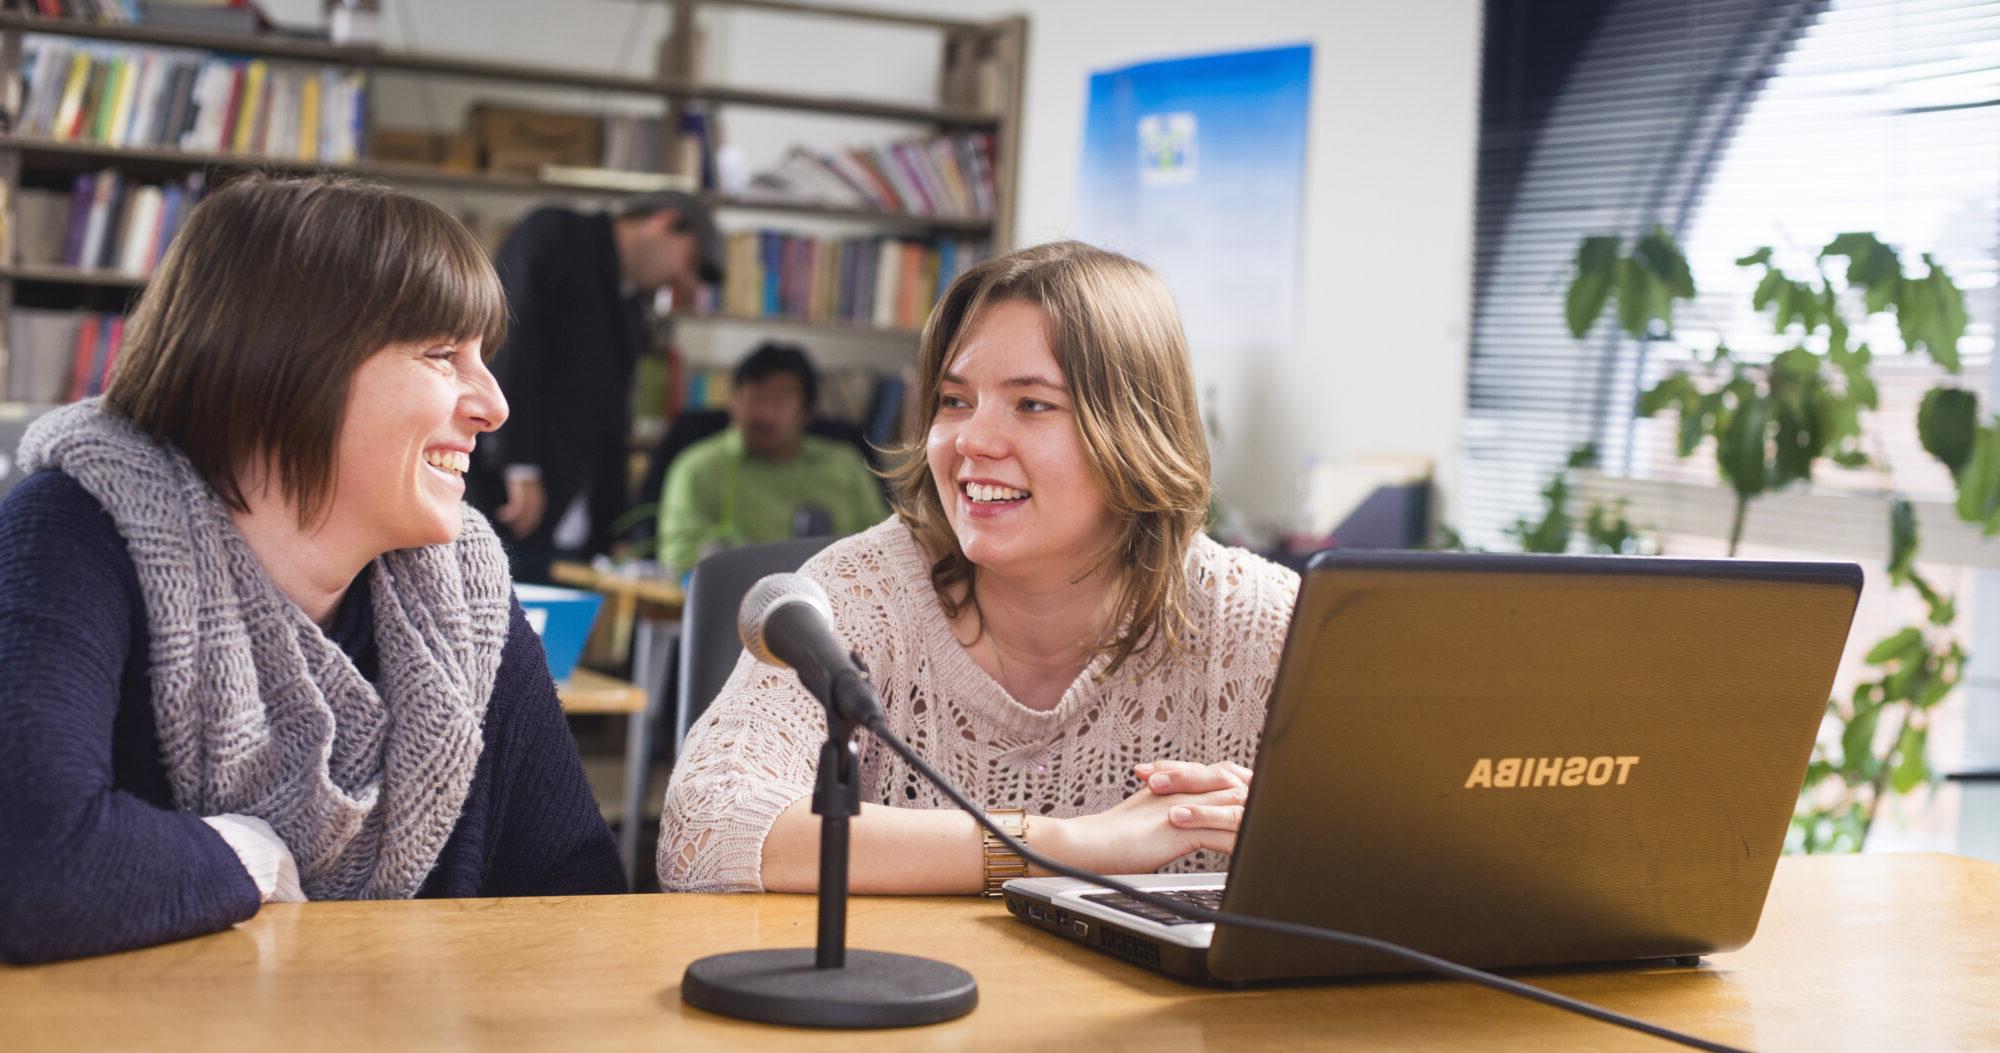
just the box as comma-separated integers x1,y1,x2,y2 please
657,518,1300,891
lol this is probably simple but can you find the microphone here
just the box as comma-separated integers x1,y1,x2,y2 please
686,572,975,1028
738,573,883,726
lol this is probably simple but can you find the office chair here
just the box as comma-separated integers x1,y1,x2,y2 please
672,535,836,762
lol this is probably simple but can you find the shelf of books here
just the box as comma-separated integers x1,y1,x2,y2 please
0,3,1025,408
714,230,985,337
0,13,1001,127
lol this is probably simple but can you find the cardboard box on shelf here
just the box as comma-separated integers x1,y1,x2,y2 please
471,105,601,174
439,134,479,173
369,129,443,166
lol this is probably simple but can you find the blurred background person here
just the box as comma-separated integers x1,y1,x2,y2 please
657,341,887,576
469,189,723,582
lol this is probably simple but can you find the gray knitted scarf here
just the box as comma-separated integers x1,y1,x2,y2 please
19,399,511,900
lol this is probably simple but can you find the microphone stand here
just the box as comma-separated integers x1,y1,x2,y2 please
681,656,978,1028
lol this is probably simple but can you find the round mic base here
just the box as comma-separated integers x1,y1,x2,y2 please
682,948,978,1029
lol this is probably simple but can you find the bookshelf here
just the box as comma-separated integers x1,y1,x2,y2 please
0,1,1026,404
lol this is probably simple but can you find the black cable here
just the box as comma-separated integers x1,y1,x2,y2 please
866,717,1749,1053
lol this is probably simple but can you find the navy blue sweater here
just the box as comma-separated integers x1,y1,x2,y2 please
0,471,626,964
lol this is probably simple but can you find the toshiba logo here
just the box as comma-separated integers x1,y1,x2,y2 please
1465,756,1639,789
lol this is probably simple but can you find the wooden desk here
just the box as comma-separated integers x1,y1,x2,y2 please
556,668,646,715
4,853,1995,1050
549,561,686,883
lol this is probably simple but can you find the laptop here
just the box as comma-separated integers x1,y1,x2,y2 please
1003,550,1861,984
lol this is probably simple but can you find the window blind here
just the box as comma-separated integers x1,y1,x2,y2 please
1465,0,1999,550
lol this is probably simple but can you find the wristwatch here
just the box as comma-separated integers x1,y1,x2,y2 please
982,807,1029,897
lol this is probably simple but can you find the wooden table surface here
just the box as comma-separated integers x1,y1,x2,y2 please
549,560,685,620
555,667,647,715
4,853,1994,1051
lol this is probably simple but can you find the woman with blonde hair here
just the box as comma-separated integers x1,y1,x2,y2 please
659,240,1298,894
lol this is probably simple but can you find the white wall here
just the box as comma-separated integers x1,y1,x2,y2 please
779,0,1486,528
268,0,1483,529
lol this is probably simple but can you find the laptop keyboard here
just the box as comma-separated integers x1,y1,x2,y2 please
1079,887,1224,926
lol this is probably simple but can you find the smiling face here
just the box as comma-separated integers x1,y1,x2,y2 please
327,336,507,553
925,299,1119,580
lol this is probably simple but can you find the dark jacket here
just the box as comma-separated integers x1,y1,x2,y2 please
0,471,626,965
473,207,651,555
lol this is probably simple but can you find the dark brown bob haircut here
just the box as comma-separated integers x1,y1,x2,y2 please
885,240,1211,677
105,174,507,527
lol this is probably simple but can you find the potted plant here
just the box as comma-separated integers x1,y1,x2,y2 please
1565,228,1995,851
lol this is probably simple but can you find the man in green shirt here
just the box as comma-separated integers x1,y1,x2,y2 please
659,343,889,575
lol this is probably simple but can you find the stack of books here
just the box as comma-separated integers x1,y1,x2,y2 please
17,40,367,163
19,1,139,23
718,232,989,331
2,308,127,403
740,134,996,218
15,168,208,275
22,1,267,34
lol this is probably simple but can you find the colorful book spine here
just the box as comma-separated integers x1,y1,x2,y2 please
18,42,366,164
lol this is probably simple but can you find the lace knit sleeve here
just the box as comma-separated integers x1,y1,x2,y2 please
655,524,909,891
1205,541,1300,734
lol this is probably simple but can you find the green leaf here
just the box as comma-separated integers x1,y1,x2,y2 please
1615,257,1655,338
1565,236,1622,339
1894,263,1966,373
1865,627,1925,666
1678,393,1718,457
1736,246,1774,268
1826,309,1851,359
1916,257,1967,372
1889,725,1930,795
1566,444,1600,470
1637,373,1696,418
1956,424,2000,534
1795,280,1823,335
1635,227,1696,299
1717,389,1769,497
1916,672,1953,710
1820,232,1886,267
1910,571,1957,626
1752,269,1785,312
1842,701,1882,769
1773,280,1798,333
1823,232,1901,297
1918,387,1979,476
1888,498,1918,585
1847,372,1879,412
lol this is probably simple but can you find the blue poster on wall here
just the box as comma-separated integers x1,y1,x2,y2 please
1075,44,1313,366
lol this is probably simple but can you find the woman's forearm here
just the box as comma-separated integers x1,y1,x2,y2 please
760,799,1091,894
761,799,987,894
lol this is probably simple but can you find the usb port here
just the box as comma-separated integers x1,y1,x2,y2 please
1028,905,1044,921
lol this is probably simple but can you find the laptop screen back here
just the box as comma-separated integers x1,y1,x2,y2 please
1211,552,1860,981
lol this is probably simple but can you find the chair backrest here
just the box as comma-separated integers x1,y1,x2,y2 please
673,535,836,757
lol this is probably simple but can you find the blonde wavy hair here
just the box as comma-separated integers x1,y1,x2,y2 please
885,241,1211,677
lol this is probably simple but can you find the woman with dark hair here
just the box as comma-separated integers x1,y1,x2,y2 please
658,241,1299,895
0,175,625,965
